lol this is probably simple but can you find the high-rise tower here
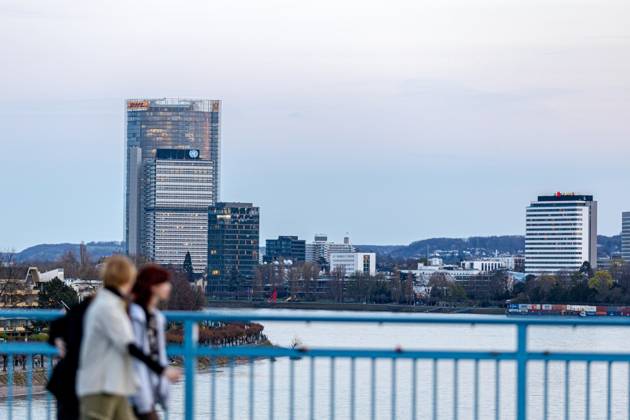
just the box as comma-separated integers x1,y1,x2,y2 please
125,98,221,261
525,193,597,274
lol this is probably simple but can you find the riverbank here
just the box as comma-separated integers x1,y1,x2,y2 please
207,300,505,315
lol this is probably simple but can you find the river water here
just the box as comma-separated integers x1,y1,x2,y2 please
3,310,630,419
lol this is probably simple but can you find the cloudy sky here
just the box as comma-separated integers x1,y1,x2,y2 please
1,0,629,250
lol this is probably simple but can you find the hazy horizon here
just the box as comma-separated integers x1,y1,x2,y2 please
1,0,629,250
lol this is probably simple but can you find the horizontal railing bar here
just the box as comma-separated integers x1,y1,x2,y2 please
166,346,518,359
0,343,58,354
528,352,630,362
0,310,63,320
162,312,630,326
3,309,630,327
164,345,630,361
3,342,628,363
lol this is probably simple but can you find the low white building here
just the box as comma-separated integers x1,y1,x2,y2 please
24,267,64,283
329,252,376,276
460,258,513,271
65,279,101,301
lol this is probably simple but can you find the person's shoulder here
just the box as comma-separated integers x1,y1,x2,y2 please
129,303,146,322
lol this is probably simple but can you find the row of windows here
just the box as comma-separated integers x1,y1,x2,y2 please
525,251,583,255
526,210,583,215
526,228,583,232
529,202,587,207
155,199,213,206
526,257,582,261
526,222,582,227
526,262,585,267
155,178,213,184
526,232,582,236
526,246,583,249
526,217,583,221
525,267,583,272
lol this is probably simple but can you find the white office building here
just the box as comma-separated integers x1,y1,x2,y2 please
329,252,376,276
461,258,511,271
142,149,214,273
305,234,356,264
622,212,630,262
525,193,597,274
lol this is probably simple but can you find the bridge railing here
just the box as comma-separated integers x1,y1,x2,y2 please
2,310,630,420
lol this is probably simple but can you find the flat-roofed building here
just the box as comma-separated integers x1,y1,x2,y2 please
207,203,260,295
142,149,213,273
525,193,597,274
329,252,376,276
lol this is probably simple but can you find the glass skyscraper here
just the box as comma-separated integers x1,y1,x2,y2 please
207,203,260,295
125,98,221,261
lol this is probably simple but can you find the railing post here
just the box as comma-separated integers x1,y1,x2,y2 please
516,323,528,420
184,320,198,420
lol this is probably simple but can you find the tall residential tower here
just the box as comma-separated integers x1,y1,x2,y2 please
125,98,221,272
524,193,597,274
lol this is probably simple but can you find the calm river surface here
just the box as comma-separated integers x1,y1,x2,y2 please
4,309,630,419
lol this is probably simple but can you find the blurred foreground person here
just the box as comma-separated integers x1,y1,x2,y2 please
76,256,179,420
129,265,179,420
47,296,93,420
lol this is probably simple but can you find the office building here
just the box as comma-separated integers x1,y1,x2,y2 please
305,234,356,265
622,212,630,262
525,193,597,273
460,260,504,272
460,257,516,271
208,203,260,294
142,149,213,273
329,252,376,276
125,98,221,258
264,236,306,263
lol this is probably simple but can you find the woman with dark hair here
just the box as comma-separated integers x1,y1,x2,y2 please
129,265,179,420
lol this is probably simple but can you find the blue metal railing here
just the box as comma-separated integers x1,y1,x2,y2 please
2,310,630,419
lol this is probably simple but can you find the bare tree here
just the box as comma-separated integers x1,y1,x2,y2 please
403,272,415,305
167,271,206,310
330,267,346,302
287,265,303,298
58,251,80,278
0,251,22,306
390,269,402,303
253,266,266,300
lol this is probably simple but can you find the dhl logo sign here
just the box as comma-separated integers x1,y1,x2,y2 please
127,100,150,111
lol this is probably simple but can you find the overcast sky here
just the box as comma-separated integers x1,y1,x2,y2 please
1,0,629,251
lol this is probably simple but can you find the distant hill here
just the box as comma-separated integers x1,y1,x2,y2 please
6,235,622,263
11,241,124,263
358,235,621,259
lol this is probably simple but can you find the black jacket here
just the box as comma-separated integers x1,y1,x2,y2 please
46,298,92,406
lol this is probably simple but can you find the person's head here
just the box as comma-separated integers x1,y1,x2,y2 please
132,264,172,308
101,255,137,295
